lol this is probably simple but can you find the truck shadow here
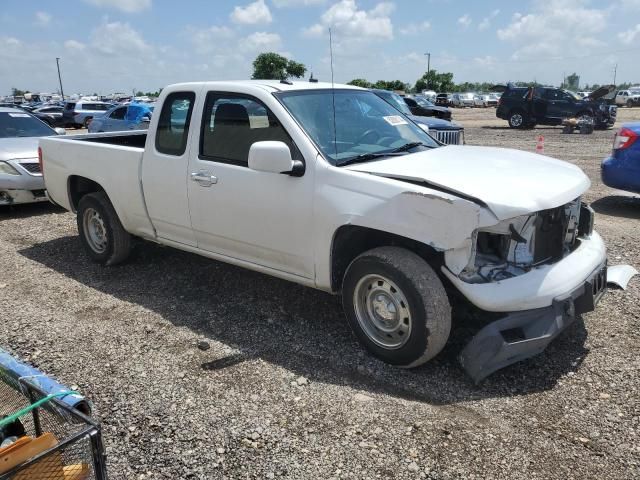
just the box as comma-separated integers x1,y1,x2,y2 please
19,236,588,405
591,195,640,220
0,202,65,221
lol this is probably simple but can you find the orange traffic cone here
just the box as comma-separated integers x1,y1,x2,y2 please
535,135,544,154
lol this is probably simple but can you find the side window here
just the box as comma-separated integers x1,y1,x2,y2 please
155,91,195,156
199,93,294,167
543,89,560,101
109,107,126,120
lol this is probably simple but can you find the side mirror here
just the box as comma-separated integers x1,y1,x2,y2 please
54,128,66,135
141,116,151,123
248,141,304,177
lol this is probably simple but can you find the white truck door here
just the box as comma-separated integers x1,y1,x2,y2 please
186,92,314,279
141,91,198,246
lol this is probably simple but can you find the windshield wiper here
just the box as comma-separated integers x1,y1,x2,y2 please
336,151,405,167
391,142,427,153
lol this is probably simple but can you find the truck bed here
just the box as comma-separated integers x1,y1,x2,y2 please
39,132,155,239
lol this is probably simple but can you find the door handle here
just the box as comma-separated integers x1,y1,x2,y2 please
191,171,218,187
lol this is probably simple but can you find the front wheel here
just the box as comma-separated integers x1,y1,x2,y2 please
342,247,451,368
77,192,131,266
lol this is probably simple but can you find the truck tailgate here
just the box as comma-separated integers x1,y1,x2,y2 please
39,134,155,239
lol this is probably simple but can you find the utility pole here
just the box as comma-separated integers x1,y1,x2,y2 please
55,57,64,100
424,52,431,89
613,64,618,85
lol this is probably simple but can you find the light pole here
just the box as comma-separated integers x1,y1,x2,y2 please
424,52,431,89
55,57,65,100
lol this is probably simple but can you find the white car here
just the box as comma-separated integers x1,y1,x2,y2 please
40,81,608,381
615,90,640,107
0,107,64,205
451,92,475,107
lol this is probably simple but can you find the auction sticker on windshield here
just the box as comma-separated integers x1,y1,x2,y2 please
383,115,408,126
8,113,30,118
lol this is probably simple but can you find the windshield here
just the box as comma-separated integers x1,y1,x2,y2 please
564,90,582,101
0,111,55,138
414,96,435,107
375,91,413,116
277,89,438,166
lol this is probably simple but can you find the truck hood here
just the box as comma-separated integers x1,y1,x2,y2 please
0,137,41,161
409,115,461,131
344,145,590,220
587,85,615,101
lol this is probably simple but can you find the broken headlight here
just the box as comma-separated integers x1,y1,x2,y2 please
459,199,583,283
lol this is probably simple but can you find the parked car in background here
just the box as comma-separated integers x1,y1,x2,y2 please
88,103,155,133
402,95,452,120
373,89,464,145
486,93,500,107
435,93,451,106
451,93,475,108
495,84,617,129
62,101,112,128
0,107,65,205
473,94,491,107
420,90,437,102
601,123,640,193
614,90,640,107
32,105,65,127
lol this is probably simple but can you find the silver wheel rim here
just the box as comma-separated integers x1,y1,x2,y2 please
83,207,108,254
353,274,412,349
511,113,523,126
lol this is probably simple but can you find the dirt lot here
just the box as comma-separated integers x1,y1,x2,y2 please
1,108,639,479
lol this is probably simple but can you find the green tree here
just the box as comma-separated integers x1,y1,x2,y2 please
11,87,27,97
562,73,580,91
252,52,307,80
135,90,145,97
347,78,372,88
372,80,407,91
414,70,455,93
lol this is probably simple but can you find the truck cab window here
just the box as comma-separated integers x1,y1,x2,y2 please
199,94,294,167
155,92,195,156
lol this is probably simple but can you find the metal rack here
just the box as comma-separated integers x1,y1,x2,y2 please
0,374,107,479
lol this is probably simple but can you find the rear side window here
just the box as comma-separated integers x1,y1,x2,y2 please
109,107,127,120
155,91,195,156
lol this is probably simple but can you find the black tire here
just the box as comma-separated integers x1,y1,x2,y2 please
508,109,527,128
342,247,451,368
627,100,634,108
83,117,93,128
77,192,131,266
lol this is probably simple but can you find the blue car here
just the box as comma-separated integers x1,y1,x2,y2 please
601,123,640,193
88,103,154,133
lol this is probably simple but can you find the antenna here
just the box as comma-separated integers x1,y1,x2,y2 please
329,28,337,158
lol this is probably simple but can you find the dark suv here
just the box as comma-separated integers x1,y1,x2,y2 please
495,84,617,129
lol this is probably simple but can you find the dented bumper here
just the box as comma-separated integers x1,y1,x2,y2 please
442,231,607,312
460,261,607,383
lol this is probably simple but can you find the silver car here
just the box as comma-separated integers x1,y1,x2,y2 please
0,107,64,205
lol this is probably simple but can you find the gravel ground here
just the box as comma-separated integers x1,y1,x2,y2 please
1,108,639,479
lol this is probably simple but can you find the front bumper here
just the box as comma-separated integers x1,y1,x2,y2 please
460,261,607,382
0,189,48,205
442,231,606,312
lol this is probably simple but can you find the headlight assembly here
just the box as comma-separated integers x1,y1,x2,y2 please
0,161,21,176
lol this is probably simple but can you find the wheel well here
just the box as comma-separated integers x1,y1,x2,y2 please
330,225,443,292
68,176,104,211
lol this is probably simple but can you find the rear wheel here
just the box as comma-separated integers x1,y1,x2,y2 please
508,110,527,128
83,117,93,128
77,192,131,266
627,100,634,108
342,247,451,368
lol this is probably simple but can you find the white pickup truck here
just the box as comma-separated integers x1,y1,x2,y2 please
40,81,608,381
